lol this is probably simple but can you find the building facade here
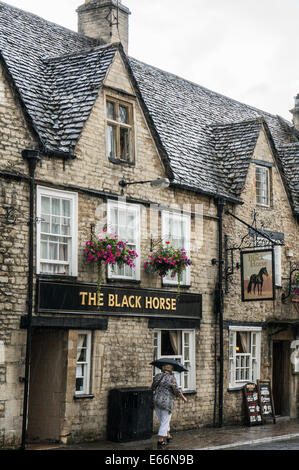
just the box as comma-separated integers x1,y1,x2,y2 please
0,0,298,447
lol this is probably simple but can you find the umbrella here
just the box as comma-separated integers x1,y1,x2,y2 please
150,358,188,373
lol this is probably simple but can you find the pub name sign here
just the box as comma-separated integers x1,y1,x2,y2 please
36,280,202,319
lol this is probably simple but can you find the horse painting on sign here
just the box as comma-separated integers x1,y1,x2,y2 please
247,267,269,295
241,250,275,301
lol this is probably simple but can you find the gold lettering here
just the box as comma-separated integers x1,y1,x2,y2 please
88,292,97,306
152,297,160,310
165,298,171,310
121,295,129,308
135,296,142,309
79,292,88,306
108,294,115,307
159,298,166,310
145,297,152,309
128,296,135,308
97,293,104,307
171,299,177,310
115,295,121,307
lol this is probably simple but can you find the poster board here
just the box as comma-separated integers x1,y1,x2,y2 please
257,379,276,424
243,382,263,426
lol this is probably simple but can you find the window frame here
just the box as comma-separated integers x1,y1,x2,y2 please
153,329,196,392
106,199,140,281
161,210,191,286
228,326,261,389
36,186,78,277
75,331,92,396
105,95,135,164
255,165,270,207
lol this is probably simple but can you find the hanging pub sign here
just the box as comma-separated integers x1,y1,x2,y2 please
241,249,275,302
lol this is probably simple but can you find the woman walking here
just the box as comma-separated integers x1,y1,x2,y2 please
151,362,187,448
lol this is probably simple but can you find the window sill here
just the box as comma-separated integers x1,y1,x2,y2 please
74,394,95,400
108,156,135,167
227,386,244,392
162,284,191,289
106,278,141,285
37,274,77,281
183,390,197,395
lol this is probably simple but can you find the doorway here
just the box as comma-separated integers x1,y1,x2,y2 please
27,328,68,443
272,340,290,416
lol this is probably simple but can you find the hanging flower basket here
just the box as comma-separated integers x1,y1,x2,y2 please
144,242,191,296
291,272,299,302
85,230,138,306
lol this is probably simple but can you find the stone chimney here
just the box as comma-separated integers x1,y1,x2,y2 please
290,93,299,131
77,0,131,54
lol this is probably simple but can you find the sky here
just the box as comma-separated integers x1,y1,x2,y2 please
4,0,299,121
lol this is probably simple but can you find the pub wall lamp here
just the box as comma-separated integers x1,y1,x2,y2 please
119,177,170,189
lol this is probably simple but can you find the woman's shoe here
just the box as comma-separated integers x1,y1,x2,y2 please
157,440,167,448
166,435,173,443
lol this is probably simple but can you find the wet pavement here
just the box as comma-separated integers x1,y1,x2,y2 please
26,417,299,451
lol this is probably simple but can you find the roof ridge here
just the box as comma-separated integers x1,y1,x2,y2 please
129,56,286,123
43,42,118,63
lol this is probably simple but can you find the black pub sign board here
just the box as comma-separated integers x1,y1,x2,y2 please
36,279,202,319
243,382,263,426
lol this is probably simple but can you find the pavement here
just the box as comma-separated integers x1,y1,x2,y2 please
25,417,299,451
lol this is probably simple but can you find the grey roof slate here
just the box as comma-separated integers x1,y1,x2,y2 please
0,1,298,213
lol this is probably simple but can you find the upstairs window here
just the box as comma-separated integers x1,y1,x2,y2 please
37,187,78,276
106,98,134,163
107,200,140,280
161,211,191,286
256,166,270,207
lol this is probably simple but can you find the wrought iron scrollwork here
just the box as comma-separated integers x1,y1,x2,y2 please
281,263,299,303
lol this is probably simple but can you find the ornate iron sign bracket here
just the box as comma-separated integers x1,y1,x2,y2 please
224,210,284,293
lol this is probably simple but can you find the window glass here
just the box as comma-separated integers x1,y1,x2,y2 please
256,166,270,206
106,97,133,162
229,329,261,388
162,212,190,285
75,332,91,395
153,330,195,392
37,187,77,276
107,201,139,280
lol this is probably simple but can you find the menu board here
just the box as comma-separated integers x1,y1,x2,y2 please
243,382,263,426
257,379,276,424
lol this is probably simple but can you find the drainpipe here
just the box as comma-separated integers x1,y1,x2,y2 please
215,197,226,427
20,149,41,450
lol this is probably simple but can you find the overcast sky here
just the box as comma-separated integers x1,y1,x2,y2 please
5,0,299,121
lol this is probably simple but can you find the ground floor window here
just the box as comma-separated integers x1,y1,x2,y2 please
229,326,261,389
75,331,92,395
153,330,196,392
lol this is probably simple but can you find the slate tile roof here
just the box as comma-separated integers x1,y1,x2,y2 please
0,1,298,214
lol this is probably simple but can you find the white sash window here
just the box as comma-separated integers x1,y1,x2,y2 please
229,326,261,389
36,187,78,276
107,200,140,280
153,330,196,392
75,331,92,395
161,211,191,286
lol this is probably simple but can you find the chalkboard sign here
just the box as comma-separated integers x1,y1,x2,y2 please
243,382,263,426
257,379,276,424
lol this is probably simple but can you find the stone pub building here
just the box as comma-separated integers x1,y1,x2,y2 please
0,0,298,447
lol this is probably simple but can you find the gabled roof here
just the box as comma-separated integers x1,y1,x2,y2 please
0,1,298,214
